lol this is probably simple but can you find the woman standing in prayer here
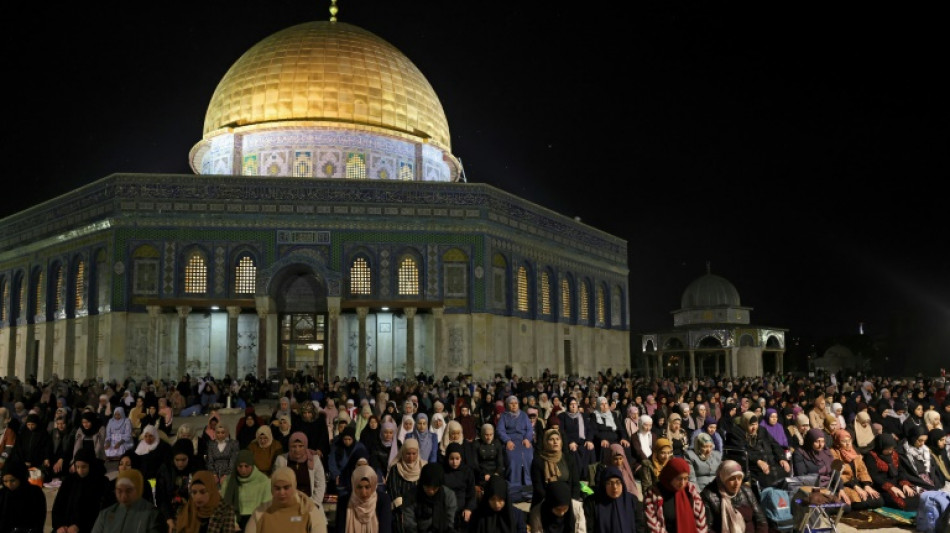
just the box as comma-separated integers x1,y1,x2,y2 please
274,432,327,509
386,438,425,533
643,457,708,533
468,475,518,533
221,449,273,531
497,395,534,493
403,463,457,533
530,428,581,511
156,439,201,533
174,470,237,533
50,448,111,533
699,460,768,533
249,426,283,476
528,480,585,533
558,396,596,482
414,414,440,464
335,463,392,533
244,466,328,533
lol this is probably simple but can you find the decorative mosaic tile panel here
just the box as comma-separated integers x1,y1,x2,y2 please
163,242,176,295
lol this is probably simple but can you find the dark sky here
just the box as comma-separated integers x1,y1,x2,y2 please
5,2,948,370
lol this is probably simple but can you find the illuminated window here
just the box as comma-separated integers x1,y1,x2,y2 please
399,162,413,181
579,282,589,322
516,266,528,312
0,279,6,322
34,272,44,316
397,257,420,296
75,260,85,311
293,151,312,177
185,253,208,294
350,257,372,295
55,266,64,312
597,285,605,325
235,255,256,294
561,278,571,319
540,272,551,315
345,153,366,179
19,279,27,317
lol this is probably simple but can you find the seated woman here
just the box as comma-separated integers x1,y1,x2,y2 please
724,412,790,489
584,465,644,533
50,448,111,533
594,443,641,499
829,430,884,511
402,463,458,533
663,413,690,459
851,411,877,455
700,460,768,533
104,406,134,460
637,437,673,495
685,432,721,492
643,457,708,533
927,428,950,490
0,459,49,533
863,434,920,511
791,429,835,482
759,408,790,457
898,425,940,492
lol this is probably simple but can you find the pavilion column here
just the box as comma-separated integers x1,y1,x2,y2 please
777,351,784,374
644,352,652,379
432,307,444,380
176,306,191,377
656,351,664,378
689,350,696,379
356,306,368,381
715,353,720,376
327,298,340,380
404,307,417,378
255,307,268,378
226,306,241,378
147,305,162,378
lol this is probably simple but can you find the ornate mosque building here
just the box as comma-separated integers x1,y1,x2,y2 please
640,266,787,378
0,13,630,383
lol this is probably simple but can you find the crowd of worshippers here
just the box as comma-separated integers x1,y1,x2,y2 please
0,369,949,532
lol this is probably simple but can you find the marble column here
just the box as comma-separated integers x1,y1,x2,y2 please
147,305,162,378
227,306,241,378
256,308,268,378
689,350,696,379
356,307,368,381
176,306,191,377
327,298,340,380
433,307,444,380
404,307,417,377
656,351,664,378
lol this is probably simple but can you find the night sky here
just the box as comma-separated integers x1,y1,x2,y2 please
5,2,948,372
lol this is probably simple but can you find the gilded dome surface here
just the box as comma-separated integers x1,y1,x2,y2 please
680,273,741,309
202,21,450,149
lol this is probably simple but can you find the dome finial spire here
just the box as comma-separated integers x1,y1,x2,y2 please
706,260,711,274
329,0,339,22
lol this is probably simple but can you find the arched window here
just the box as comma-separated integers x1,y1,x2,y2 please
0,278,7,322
74,259,86,312
235,255,256,295
293,151,312,177
560,278,572,320
32,270,44,318
185,252,208,294
596,284,606,326
345,153,367,179
516,266,529,312
540,271,551,316
397,256,420,296
399,162,413,181
579,281,589,322
350,256,372,295
54,265,65,313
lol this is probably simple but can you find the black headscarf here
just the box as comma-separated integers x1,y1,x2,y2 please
80,410,101,436
415,462,449,532
540,481,575,533
470,475,515,533
594,466,637,533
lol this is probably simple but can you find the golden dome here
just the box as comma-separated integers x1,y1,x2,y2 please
202,21,450,150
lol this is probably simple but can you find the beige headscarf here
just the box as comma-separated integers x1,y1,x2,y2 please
537,428,564,484
854,412,874,449
392,437,424,481
716,460,746,533
345,464,379,533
